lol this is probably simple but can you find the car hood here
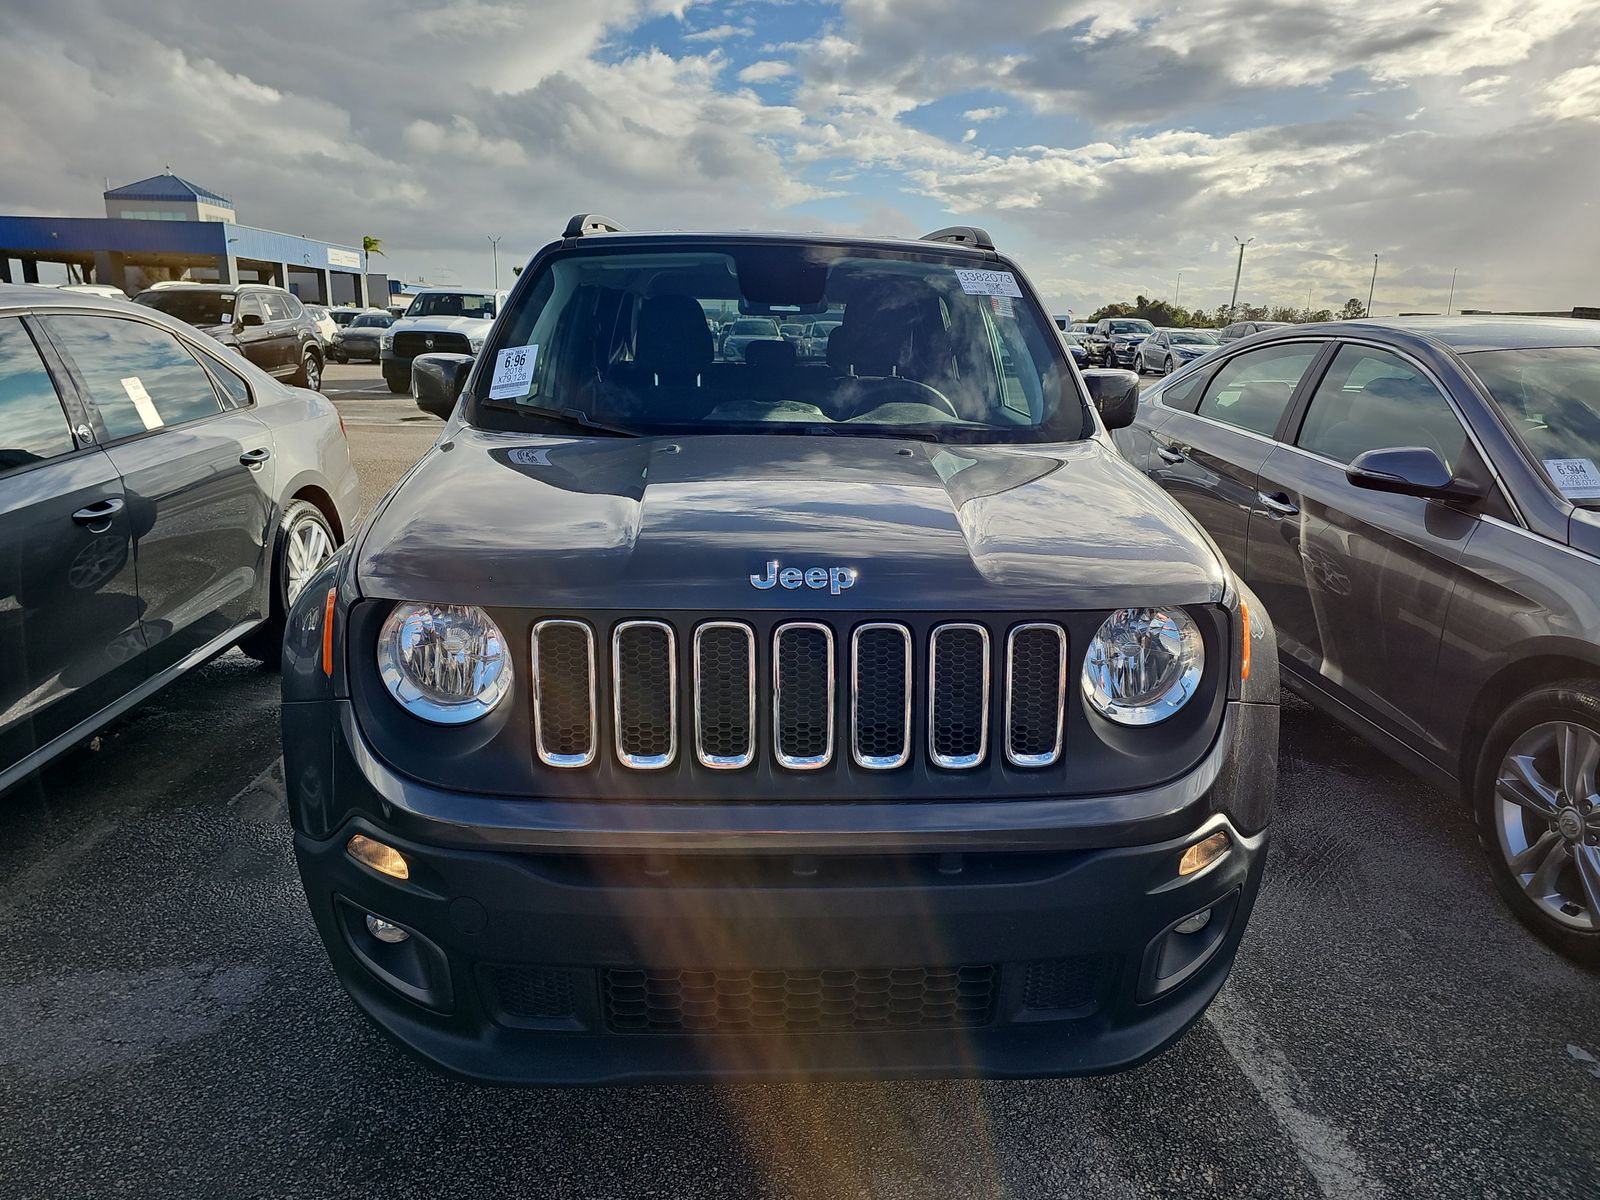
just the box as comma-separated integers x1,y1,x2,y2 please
389,316,495,336
355,430,1225,610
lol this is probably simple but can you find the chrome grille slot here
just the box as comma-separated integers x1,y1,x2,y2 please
929,623,989,769
852,623,912,769
773,622,834,769
531,620,596,767
613,620,677,769
1005,623,1067,767
694,622,756,769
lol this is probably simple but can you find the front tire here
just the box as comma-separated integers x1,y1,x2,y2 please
1473,681,1600,963
295,350,323,391
238,500,338,669
385,368,409,394
1165,353,1176,375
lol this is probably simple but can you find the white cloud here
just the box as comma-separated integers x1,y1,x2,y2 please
961,128,977,143
1539,64,1600,121
684,23,749,42
962,106,1008,122
739,60,794,84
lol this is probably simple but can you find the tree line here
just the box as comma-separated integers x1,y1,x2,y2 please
1084,294,1368,328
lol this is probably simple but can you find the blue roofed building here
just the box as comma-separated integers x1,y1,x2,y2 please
0,172,388,306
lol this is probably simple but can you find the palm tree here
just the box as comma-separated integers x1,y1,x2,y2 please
362,236,385,259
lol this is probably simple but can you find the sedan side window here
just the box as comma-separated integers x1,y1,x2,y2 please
197,351,253,409
0,318,75,474
1194,343,1318,437
1296,345,1466,469
44,316,224,440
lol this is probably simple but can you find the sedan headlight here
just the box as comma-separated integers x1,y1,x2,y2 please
377,602,511,724
1082,608,1204,725
381,333,394,350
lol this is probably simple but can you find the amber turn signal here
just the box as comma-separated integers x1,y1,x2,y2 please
347,833,409,880
1178,830,1231,877
1239,599,1251,682
321,587,337,677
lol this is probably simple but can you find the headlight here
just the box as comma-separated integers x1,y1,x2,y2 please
468,335,485,353
381,333,394,350
377,602,511,724
1082,608,1204,725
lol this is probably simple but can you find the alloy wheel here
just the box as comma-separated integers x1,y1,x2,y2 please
304,355,321,391
284,514,334,606
1494,720,1600,930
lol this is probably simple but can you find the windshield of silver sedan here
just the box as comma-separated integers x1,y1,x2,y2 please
472,244,1087,443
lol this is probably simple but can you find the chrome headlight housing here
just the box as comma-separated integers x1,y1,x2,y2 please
380,333,394,350
468,334,486,353
1082,607,1204,726
377,602,512,724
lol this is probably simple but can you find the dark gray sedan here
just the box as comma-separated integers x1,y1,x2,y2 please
0,284,358,795
1114,316,1600,961
331,310,394,363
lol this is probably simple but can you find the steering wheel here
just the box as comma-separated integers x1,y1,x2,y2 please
840,376,961,421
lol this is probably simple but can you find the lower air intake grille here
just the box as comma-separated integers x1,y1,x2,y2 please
603,965,997,1033
483,965,577,1019
774,623,834,769
1021,957,1109,1013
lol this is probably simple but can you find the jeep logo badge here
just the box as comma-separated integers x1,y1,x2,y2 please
750,560,857,595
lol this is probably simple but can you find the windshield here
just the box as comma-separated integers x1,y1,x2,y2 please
1468,347,1600,505
1170,331,1217,344
351,313,389,328
406,292,497,319
1108,320,1154,334
136,289,234,325
473,243,1086,443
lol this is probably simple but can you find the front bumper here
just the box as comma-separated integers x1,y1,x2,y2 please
286,699,1275,1084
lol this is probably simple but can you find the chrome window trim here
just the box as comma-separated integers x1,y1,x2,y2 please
851,622,913,770
693,621,756,770
929,622,991,770
1004,622,1067,768
531,619,597,768
773,621,835,770
1153,337,1330,442
612,619,678,770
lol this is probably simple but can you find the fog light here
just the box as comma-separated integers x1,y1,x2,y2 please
1174,908,1212,935
348,834,409,880
365,914,410,944
1178,830,1231,877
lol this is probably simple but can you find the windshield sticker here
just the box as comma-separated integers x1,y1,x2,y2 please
988,295,1015,319
488,344,537,400
1544,457,1600,500
120,376,163,430
954,268,1023,299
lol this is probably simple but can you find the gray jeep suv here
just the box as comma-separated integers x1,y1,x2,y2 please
280,216,1280,1084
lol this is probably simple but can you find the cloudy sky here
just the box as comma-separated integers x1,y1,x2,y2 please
3,0,1598,315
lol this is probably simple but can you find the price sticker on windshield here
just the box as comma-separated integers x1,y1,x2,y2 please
954,268,1023,299
489,344,538,400
1543,457,1600,500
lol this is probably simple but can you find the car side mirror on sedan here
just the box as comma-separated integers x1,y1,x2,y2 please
1346,446,1488,503
1081,368,1141,430
412,352,475,419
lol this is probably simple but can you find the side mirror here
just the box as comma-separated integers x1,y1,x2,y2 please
1346,446,1487,503
412,352,475,419
1082,368,1140,430
239,312,263,328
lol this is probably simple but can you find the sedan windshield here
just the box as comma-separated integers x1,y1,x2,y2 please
474,243,1086,443
406,292,497,318
136,289,234,325
1108,320,1154,334
351,313,390,328
1468,346,1600,504
1170,331,1217,344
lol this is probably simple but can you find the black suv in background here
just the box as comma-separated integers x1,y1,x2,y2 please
135,283,325,391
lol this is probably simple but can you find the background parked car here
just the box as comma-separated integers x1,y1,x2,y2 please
720,316,782,361
331,311,394,363
380,287,505,394
1061,330,1089,366
799,318,840,359
0,283,357,795
1113,316,1600,961
133,283,326,391
1217,320,1290,343
328,308,366,329
1090,317,1156,367
303,304,338,348
1138,328,1219,375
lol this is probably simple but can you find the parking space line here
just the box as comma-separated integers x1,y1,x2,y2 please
1207,990,1384,1200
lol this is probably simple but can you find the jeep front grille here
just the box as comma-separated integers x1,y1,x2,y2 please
527,618,1069,774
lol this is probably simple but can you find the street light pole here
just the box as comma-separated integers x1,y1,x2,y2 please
1229,237,1253,319
1367,253,1378,317
1174,270,1183,307
487,235,502,289
1446,267,1458,316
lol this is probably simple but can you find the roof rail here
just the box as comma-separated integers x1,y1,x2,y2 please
920,226,995,251
563,213,628,238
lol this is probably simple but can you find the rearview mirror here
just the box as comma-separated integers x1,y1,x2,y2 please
412,353,475,419
1082,368,1141,431
1346,446,1487,503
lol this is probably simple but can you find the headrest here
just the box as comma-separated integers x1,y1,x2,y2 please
743,339,795,373
1359,374,1432,403
636,295,713,375
827,320,913,377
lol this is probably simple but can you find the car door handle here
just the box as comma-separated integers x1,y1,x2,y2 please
72,498,125,530
239,447,272,466
1258,490,1300,516
1157,447,1187,464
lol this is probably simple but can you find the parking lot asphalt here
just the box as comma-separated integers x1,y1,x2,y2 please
1,365,1597,1199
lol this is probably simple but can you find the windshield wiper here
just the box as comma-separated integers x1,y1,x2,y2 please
503,405,644,438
